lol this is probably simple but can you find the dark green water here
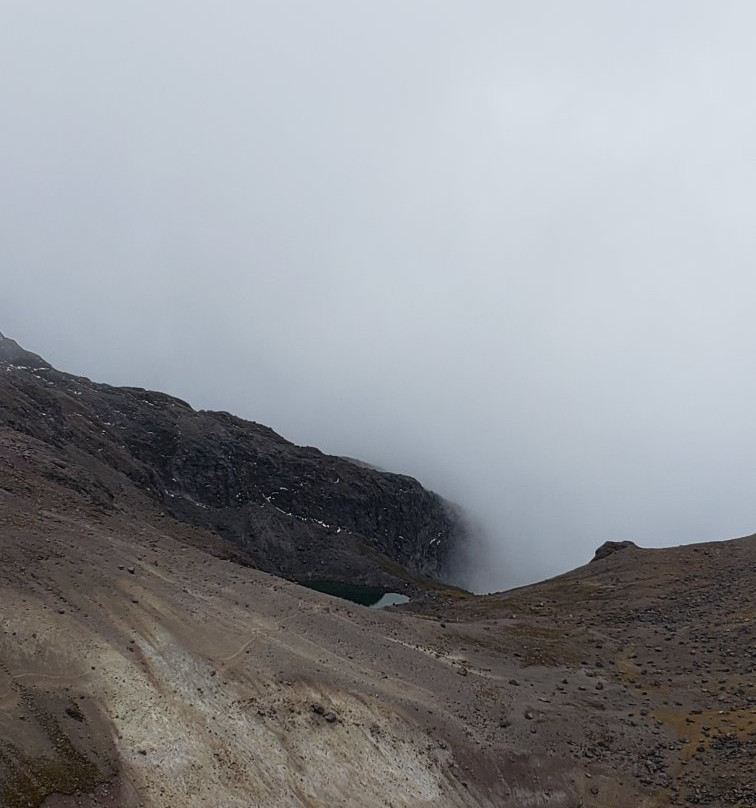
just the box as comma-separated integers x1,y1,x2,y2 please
302,581,410,608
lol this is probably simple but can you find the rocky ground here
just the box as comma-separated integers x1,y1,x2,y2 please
2,427,755,807
1,333,755,807
439,538,756,806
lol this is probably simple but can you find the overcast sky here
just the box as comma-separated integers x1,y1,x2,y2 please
3,2,756,591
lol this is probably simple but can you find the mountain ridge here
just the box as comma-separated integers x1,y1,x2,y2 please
0,332,465,592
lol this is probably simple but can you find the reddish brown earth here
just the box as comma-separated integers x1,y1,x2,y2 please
1,339,755,806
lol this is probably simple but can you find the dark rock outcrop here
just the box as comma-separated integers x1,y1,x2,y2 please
0,332,464,588
591,539,638,562
0,331,51,369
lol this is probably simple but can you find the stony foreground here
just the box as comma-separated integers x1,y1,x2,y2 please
2,426,755,806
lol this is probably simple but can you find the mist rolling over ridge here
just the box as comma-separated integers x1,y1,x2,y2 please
3,2,756,591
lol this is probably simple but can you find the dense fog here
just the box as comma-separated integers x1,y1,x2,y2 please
4,2,756,590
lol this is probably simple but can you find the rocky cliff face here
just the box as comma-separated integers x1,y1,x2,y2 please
0,332,463,588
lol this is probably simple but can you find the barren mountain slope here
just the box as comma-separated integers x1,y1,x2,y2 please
1,334,755,807
441,537,756,805
4,428,756,807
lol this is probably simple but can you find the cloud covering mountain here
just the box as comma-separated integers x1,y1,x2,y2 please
3,1,756,589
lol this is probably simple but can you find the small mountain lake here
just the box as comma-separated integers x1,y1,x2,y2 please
302,581,410,609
